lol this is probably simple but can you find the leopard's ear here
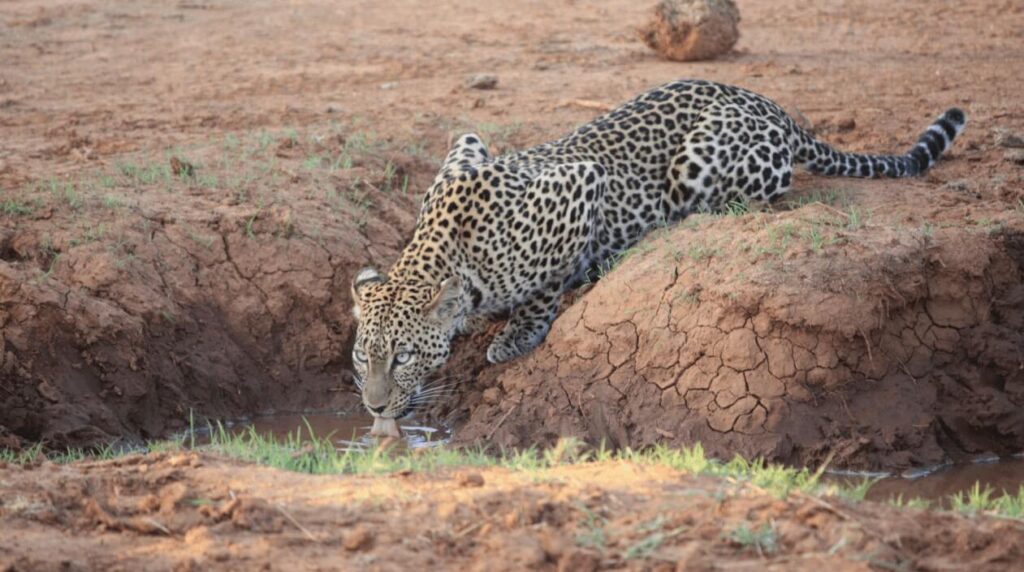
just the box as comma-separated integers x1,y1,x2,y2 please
423,276,463,328
351,267,387,319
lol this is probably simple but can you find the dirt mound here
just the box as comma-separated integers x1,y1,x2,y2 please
0,132,430,447
2,453,1022,571
639,0,741,62
456,204,1024,471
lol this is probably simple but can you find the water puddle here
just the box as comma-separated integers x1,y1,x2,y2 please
829,457,1024,505
191,412,449,451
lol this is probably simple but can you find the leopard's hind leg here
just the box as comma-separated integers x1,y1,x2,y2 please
665,106,795,216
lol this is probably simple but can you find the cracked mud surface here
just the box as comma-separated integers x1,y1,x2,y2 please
2,0,1024,472
455,207,1024,470
2,453,1023,572
0,134,424,444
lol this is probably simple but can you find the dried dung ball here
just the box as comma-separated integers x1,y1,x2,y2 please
639,0,741,62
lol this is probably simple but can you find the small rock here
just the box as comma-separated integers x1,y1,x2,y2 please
458,472,485,488
466,74,499,90
836,116,856,132
170,156,195,178
380,82,398,90
325,103,344,114
1006,150,1024,165
344,527,375,551
36,379,60,402
638,0,741,62
995,129,1024,149
482,387,501,405
167,454,191,468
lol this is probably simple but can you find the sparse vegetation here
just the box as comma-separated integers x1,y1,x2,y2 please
727,522,778,556
787,188,848,209
46,179,83,211
756,220,797,258
686,241,718,261
101,194,125,209
574,504,608,552
723,198,752,217
2,199,34,216
889,494,931,510
625,519,687,560
13,430,978,519
921,222,935,239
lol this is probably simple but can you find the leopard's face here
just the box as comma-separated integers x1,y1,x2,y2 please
350,269,464,419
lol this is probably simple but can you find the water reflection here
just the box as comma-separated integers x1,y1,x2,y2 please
193,412,449,451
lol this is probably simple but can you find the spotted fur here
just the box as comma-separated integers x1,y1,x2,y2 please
350,79,966,419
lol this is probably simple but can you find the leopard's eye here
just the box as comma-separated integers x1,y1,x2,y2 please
394,351,414,366
353,349,368,363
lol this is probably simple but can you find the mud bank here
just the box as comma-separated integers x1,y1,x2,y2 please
0,138,428,447
455,208,1024,471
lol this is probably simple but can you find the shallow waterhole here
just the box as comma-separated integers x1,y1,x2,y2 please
190,411,1023,503
189,411,450,451
829,457,1024,505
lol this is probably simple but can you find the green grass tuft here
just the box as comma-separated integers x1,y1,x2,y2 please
2,199,34,216
728,522,778,556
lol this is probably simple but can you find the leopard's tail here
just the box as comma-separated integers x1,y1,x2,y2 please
794,108,966,178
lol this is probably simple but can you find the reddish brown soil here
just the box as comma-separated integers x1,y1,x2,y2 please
2,0,1023,464
2,452,1023,571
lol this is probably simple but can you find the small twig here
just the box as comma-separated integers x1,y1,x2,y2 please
558,99,614,112
896,359,918,385
810,449,837,482
858,328,873,364
798,493,852,522
485,401,519,440
140,517,171,535
275,503,320,543
453,521,485,538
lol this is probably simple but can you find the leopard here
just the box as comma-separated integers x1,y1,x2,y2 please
349,78,966,426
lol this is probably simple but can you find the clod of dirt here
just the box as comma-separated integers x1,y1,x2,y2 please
557,550,599,572
230,498,286,533
836,116,857,132
466,74,499,90
169,156,195,178
458,472,485,488
343,526,374,551
638,0,741,62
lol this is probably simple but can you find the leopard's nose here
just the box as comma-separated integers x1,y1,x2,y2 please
367,404,387,415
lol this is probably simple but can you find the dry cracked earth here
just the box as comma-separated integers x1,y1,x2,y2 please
1,0,1024,568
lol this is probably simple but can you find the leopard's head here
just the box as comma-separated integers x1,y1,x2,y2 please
349,267,465,420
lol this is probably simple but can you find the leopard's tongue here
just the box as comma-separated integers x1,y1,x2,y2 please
370,417,402,439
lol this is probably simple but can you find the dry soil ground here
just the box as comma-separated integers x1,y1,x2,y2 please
1,451,1023,571
1,0,1024,569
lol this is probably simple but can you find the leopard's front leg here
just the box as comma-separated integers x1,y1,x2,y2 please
456,312,494,336
484,160,608,364
486,289,560,364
